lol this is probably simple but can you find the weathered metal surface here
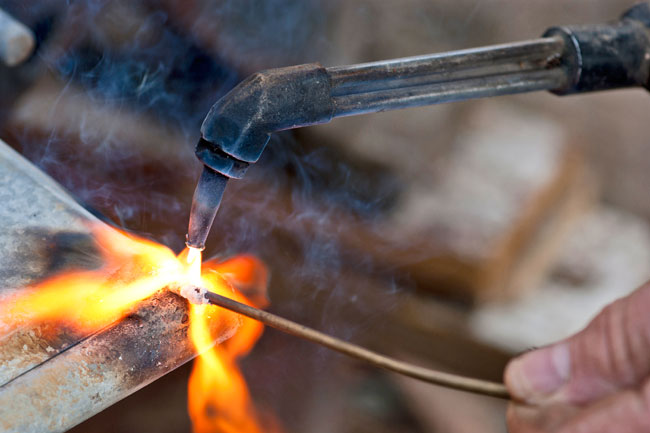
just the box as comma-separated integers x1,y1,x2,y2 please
0,291,195,433
0,140,204,432
0,141,99,386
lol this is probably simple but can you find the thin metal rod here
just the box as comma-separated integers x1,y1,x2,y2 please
204,290,510,400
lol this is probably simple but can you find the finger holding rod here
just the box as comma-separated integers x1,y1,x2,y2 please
0,8,35,67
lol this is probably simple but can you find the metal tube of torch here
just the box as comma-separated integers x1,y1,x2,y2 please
327,37,567,117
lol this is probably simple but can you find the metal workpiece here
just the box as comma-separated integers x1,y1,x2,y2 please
0,140,209,432
0,320,87,387
0,141,100,389
0,291,196,433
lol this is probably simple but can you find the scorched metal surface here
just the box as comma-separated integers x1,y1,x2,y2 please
0,140,199,433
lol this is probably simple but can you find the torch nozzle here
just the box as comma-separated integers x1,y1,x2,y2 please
186,166,229,251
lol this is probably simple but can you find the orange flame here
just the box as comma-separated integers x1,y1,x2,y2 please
1,224,280,433
186,252,274,433
1,226,182,331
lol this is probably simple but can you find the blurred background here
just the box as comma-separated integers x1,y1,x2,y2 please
2,0,650,432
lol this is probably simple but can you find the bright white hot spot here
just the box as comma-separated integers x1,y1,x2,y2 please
179,246,209,304
180,284,209,305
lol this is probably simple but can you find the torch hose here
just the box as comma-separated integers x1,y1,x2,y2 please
204,290,510,400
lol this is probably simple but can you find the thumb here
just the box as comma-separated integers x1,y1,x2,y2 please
505,281,650,405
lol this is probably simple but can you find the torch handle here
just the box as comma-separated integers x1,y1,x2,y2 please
545,2,650,95
327,37,568,117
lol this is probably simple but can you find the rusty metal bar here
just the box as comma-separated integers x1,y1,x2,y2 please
0,140,205,433
0,140,100,387
0,291,197,433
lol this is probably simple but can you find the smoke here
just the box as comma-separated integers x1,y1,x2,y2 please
1,0,410,430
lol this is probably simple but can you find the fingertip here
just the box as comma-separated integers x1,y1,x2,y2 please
505,343,571,404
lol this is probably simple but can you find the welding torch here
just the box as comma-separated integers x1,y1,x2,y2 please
187,2,650,249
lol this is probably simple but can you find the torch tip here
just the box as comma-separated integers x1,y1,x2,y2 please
185,237,205,253
186,245,203,264
186,166,229,252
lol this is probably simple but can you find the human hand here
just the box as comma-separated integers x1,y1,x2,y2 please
504,282,650,432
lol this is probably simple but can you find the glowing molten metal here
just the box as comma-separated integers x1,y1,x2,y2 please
1,224,277,433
